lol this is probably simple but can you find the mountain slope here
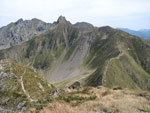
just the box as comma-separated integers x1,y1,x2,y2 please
0,17,150,91
0,59,52,112
85,28,150,90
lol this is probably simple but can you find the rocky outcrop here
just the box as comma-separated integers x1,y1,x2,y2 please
0,18,53,50
53,16,71,25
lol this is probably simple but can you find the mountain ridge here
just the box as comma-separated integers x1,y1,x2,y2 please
0,18,150,91
0,16,71,50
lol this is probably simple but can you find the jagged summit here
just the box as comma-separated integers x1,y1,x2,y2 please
53,15,71,25
0,18,52,50
15,18,23,24
57,16,67,23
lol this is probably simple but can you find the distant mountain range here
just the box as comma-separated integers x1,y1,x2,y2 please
118,28,150,40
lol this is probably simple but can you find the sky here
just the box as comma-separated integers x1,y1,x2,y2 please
0,0,150,30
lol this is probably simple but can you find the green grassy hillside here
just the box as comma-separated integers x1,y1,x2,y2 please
85,28,150,90
0,59,52,112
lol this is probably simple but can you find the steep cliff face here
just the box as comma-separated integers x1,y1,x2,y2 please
0,17,150,90
0,18,53,50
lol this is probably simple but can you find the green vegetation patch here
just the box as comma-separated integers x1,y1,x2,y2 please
57,87,97,106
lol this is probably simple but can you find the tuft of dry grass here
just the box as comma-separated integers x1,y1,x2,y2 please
101,89,111,97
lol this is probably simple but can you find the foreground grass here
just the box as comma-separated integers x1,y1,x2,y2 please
39,86,150,113
57,87,97,106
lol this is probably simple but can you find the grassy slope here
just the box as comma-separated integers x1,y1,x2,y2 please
104,53,150,90
101,31,150,90
84,28,150,90
84,28,120,87
0,60,52,111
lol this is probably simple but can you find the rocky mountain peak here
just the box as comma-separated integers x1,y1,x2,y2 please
57,16,67,23
53,16,70,25
0,18,53,50
31,18,42,22
15,18,23,24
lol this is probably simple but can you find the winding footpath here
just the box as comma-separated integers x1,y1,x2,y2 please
103,50,124,77
20,69,37,102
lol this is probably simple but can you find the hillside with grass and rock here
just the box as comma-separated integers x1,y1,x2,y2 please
0,59,53,112
0,16,150,90
0,16,150,112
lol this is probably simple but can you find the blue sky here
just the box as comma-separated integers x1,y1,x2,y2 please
0,0,150,30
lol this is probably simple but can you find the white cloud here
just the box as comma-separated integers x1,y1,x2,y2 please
0,0,150,29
